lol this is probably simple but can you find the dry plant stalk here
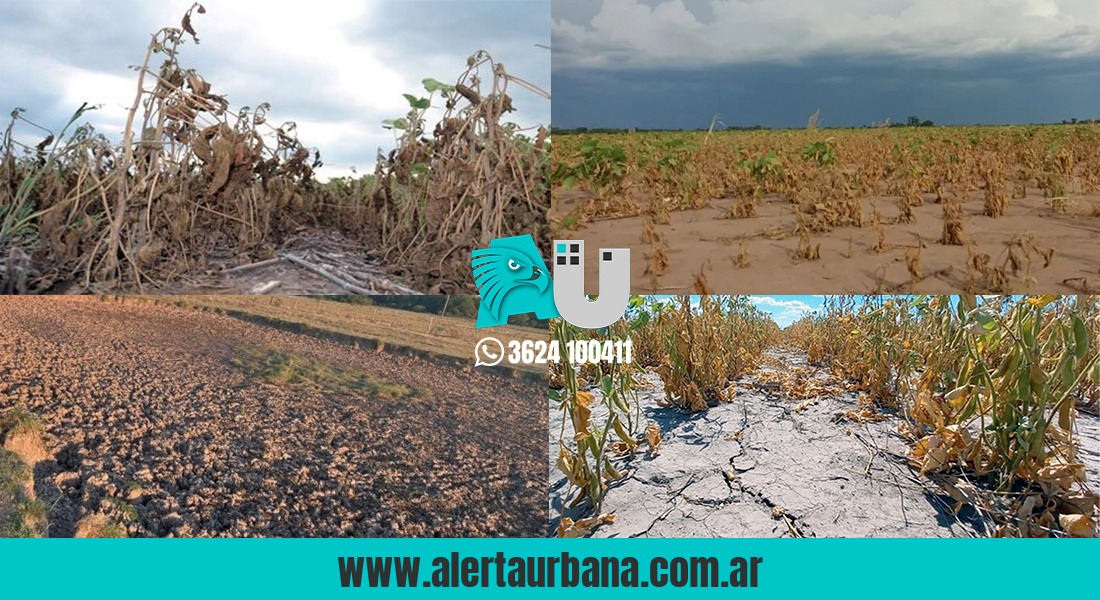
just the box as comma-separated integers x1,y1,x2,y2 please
941,191,967,245
794,221,821,261
982,153,1008,217
735,241,750,268
370,50,549,293
2,6,549,294
1,5,318,293
692,261,713,293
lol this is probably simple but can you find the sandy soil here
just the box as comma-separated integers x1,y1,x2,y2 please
0,297,545,537
549,349,1100,537
554,189,1100,294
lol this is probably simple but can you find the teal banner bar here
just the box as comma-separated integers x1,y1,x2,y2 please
1,538,1095,598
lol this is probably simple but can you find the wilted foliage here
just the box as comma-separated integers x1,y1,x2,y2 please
1,5,548,294
649,296,780,412
787,295,1100,537
367,53,550,293
0,5,317,293
550,314,644,517
553,126,1100,292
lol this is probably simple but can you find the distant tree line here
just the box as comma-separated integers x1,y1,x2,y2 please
896,116,935,127
554,118,1100,134
318,295,548,330
551,125,771,134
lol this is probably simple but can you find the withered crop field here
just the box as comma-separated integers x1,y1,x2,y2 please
550,296,1099,538
0,7,548,296
0,297,545,537
551,126,1100,294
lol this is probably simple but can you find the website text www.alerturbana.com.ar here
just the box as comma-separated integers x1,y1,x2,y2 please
338,552,763,589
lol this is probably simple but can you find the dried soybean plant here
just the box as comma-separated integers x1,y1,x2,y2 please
551,296,779,530
555,125,1100,290
653,296,779,412
370,51,550,293
0,5,318,293
787,295,1100,537
551,313,643,523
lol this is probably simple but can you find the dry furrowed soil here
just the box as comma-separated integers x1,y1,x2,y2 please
555,189,1100,295
0,297,545,537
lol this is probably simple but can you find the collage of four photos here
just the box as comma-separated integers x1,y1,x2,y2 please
0,0,1096,547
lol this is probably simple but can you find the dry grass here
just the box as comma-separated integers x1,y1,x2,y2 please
174,295,541,354
229,345,422,400
0,408,48,537
140,295,546,374
73,514,127,538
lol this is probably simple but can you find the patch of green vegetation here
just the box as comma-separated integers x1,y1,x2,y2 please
0,406,44,438
230,346,425,400
102,496,140,522
0,449,45,538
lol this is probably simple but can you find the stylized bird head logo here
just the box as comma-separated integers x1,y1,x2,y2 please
471,235,558,327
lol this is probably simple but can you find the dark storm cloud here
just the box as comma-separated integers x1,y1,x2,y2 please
552,0,1100,128
553,52,1100,129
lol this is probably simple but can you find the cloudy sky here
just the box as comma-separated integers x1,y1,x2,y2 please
648,295,823,326
749,295,822,327
552,0,1100,129
0,0,549,179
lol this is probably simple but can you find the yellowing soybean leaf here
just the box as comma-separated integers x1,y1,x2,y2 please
1058,514,1096,538
611,416,636,445
1025,295,1060,308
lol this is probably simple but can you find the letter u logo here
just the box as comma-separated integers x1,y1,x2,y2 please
552,240,630,329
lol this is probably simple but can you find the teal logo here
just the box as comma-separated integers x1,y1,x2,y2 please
471,235,559,328
472,235,631,329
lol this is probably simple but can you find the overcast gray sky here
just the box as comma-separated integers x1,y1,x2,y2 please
552,0,1100,128
0,0,550,179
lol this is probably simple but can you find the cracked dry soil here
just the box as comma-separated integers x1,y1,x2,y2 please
549,349,1100,538
0,297,545,537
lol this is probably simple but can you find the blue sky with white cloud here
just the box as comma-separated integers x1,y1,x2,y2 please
644,295,825,327
748,295,824,327
0,0,550,179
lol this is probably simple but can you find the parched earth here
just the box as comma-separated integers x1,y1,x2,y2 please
555,188,1100,295
0,297,545,537
549,349,1100,538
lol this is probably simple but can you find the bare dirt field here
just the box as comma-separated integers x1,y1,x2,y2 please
549,349,1100,538
0,297,546,537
